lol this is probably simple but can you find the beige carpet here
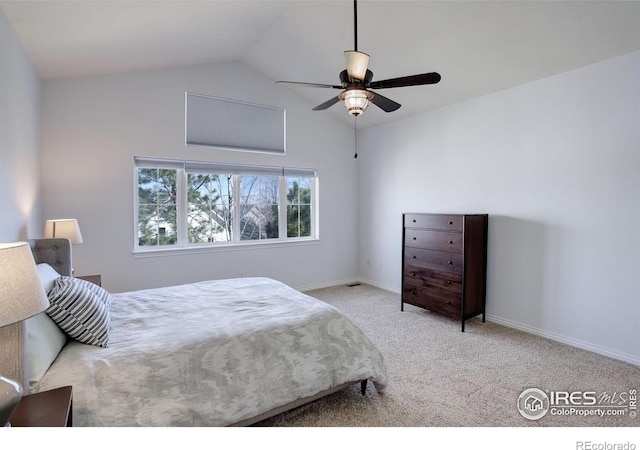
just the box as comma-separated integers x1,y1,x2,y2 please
257,283,639,427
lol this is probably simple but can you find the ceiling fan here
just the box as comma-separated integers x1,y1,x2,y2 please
276,0,441,117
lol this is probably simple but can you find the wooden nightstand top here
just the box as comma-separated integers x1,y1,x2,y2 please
76,274,102,286
12,386,73,427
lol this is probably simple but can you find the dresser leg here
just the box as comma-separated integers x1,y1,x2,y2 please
360,380,368,395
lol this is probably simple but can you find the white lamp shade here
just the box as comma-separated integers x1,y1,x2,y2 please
44,219,83,244
0,242,50,327
344,50,370,81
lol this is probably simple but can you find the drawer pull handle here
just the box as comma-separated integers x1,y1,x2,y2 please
447,301,452,305
412,219,416,223
411,288,417,295
411,272,417,277
412,255,417,259
449,221,453,225
447,260,453,265
448,240,453,244
446,280,452,285
413,237,417,240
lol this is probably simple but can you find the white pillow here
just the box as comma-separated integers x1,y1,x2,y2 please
36,263,62,294
26,264,67,391
25,313,68,391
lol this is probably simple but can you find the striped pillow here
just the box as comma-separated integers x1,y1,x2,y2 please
46,276,112,347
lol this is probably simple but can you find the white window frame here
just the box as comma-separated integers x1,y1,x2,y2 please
133,157,318,256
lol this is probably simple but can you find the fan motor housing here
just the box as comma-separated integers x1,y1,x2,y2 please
340,69,374,87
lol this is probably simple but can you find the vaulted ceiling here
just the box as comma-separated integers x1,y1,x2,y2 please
2,1,639,129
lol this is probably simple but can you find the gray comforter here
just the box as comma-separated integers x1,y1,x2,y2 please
35,277,387,426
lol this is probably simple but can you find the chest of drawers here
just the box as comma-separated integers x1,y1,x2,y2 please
401,213,488,332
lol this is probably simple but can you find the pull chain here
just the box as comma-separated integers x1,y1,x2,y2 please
354,116,358,159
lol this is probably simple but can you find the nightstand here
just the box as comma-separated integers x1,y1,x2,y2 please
11,385,73,427
77,274,102,286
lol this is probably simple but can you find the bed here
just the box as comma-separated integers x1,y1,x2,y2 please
23,238,387,426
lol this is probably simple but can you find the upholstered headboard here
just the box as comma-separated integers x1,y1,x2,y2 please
0,238,73,390
28,238,72,276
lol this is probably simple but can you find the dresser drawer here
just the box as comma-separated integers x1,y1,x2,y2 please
404,214,463,231
402,285,461,318
404,266,462,293
405,229,462,253
404,248,463,275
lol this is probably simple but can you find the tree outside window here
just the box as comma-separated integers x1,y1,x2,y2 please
138,168,177,246
239,176,279,240
187,173,232,243
287,177,312,238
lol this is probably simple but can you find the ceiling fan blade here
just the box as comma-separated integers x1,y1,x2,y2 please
370,92,401,112
276,81,342,89
312,96,341,111
369,72,441,89
344,51,370,81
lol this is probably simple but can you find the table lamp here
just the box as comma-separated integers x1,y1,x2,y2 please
0,242,50,427
44,219,83,275
43,219,83,244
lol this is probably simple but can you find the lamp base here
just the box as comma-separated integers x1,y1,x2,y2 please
0,375,23,427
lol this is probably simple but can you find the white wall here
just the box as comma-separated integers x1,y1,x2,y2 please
0,10,42,242
40,62,358,293
357,51,640,365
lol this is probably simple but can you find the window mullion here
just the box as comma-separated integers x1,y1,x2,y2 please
177,168,187,247
232,175,240,243
279,176,287,240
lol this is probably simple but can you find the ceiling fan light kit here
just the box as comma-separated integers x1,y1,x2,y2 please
276,0,441,118
339,88,373,116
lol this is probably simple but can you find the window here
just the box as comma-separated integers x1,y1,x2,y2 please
239,175,279,241
137,168,178,246
287,177,312,238
185,93,286,154
187,172,232,243
134,158,317,252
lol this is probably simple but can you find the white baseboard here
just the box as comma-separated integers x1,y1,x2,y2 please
486,314,640,367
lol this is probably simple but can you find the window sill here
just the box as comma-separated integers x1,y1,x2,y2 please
133,238,320,258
